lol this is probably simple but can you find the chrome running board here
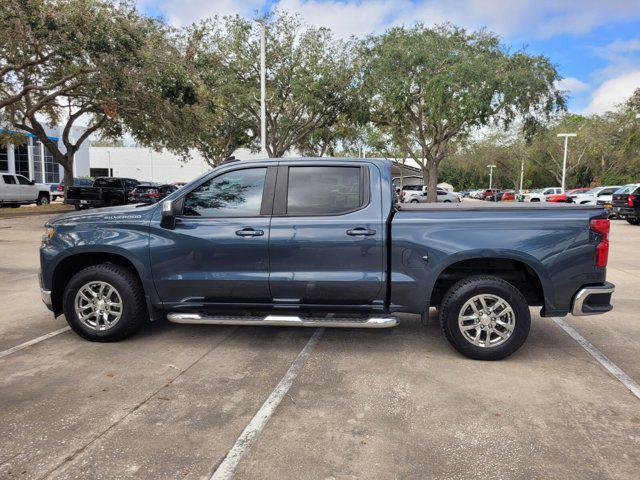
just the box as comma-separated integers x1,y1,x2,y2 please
166,313,398,329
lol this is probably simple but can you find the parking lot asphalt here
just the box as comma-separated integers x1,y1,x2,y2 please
1,212,639,479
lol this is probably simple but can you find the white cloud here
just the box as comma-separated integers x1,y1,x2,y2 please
555,77,589,94
141,0,640,38
276,0,408,38
584,70,640,113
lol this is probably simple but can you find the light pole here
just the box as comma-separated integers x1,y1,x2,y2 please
519,157,525,193
258,20,267,157
557,133,576,193
487,165,496,189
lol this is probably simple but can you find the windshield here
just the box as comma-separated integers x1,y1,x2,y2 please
531,188,545,193
585,187,601,195
614,184,638,194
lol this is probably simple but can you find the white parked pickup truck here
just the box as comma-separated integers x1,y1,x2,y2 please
519,187,562,202
0,173,51,207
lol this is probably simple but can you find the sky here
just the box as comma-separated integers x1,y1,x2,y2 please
137,0,640,114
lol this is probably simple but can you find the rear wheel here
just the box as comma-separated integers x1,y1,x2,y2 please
63,263,148,341
439,275,531,360
36,193,49,205
410,199,419,203
626,217,640,225
530,198,540,202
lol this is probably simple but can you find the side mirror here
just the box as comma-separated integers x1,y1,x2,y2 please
160,198,183,230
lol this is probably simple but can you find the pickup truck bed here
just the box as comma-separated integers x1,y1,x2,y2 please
40,157,614,360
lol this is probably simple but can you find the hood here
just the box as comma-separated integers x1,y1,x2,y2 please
48,203,159,226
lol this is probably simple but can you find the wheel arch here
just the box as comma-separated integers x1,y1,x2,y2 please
428,253,549,311
50,249,151,317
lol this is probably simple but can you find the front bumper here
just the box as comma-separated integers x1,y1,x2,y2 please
571,282,615,316
39,272,53,311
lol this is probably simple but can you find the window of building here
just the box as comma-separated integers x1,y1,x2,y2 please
0,145,7,172
183,168,266,217
286,166,362,215
14,143,29,178
43,144,59,183
32,138,43,182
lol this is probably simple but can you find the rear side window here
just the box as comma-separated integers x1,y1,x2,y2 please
183,168,266,217
94,178,122,188
3,175,16,184
286,166,363,215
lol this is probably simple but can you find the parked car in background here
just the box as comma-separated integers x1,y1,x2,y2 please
545,187,590,203
487,190,505,202
47,183,62,201
128,183,179,204
403,187,461,203
65,177,140,210
0,174,50,207
501,191,516,201
519,187,562,202
480,188,499,200
566,186,621,205
612,184,640,224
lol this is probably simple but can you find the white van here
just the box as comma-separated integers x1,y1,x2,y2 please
0,174,51,207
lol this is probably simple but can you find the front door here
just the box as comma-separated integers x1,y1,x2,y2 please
150,165,275,309
268,163,385,307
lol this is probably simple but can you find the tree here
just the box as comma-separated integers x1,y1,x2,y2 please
3,0,195,190
0,0,87,112
193,12,359,158
362,24,565,202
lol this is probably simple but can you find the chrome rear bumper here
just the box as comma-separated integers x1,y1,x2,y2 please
571,282,615,316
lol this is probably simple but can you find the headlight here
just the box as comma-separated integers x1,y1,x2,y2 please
42,226,54,242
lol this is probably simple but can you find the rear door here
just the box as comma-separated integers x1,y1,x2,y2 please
1,175,19,201
268,163,385,307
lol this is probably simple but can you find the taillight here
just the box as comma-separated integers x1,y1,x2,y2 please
628,195,634,207
57,184,63,191
590,218,610,268
148,193,161,198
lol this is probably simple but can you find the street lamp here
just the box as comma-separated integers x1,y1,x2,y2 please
487,165,496,189
258,20,267,157
557,133,577,193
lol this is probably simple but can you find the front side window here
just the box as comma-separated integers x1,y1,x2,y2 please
94,178,122,188
183,168,266,217
286,166,362,215
17,175,31,185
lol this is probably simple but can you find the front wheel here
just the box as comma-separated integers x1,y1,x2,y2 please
36,193,50,205
63,263,148,341
410,199,419,203
627,217,640,225
439,275,531,360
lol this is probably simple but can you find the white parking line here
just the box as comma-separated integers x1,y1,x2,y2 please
0,326,71,359
552,317,640,400
210,328,325,480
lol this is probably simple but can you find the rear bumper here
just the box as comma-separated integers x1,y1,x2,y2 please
64,198,103,207
571,282,615,316
615,206,638,217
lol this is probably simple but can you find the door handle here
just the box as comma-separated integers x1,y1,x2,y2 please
235,228,264,237
346,228,376,236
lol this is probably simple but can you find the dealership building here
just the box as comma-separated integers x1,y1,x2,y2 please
0,124,90,183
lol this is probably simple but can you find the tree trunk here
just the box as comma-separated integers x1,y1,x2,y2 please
425,161,438,203
62,164,74,198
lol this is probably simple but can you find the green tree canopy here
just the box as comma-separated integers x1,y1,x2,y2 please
362,24,565,201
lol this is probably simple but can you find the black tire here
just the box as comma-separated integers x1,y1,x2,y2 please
410,199,419,203
36,193,50,205
63,263,148,342
530,198,540,202
74,205,84,210
626,217,640,225
444,199,451,203
439,275,531,360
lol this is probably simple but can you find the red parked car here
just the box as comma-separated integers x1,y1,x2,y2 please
481,189,499,199
545,187,590,203
501,191,516,201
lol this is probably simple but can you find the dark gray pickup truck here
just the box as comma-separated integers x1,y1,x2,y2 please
40,158,614,360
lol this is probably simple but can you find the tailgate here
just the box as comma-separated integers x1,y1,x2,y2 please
66,186,102,201
612,193,628,207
